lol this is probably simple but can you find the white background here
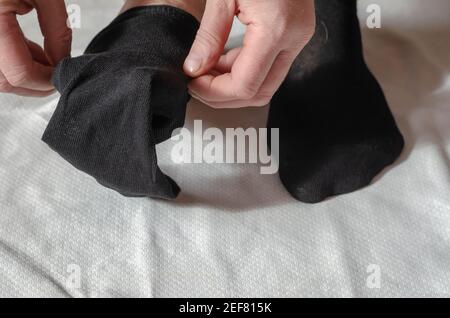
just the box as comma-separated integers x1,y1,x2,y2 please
0,0,449,297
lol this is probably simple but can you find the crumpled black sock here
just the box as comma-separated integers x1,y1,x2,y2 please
268,0,405,203
42,6,199,200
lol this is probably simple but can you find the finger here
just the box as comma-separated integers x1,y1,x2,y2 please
34,0,72,65
253,50,298,99
188,25,280,102
190,50,297,109
195,48,241,82
3,86,55,97
190,89,268,109
0,0,33,15
26,38,51,66
213,47,241,73
0,12,54,90
0,70,54,97
184,0,235,76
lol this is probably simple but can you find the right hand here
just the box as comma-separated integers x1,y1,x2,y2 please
0,0,72,97
184,0,315,109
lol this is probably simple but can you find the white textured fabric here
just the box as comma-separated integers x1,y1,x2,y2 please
0,0,449,298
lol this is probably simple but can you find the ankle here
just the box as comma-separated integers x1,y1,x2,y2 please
121,0,206,21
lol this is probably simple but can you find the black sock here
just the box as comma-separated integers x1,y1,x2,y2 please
42,6,199,200
268,0,404,203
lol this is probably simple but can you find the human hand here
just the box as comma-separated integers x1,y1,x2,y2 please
184,0,315,108
0,0,71,97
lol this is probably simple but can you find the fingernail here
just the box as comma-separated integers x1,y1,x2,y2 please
184,54,202,74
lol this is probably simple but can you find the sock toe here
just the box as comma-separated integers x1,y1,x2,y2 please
278,134,404,204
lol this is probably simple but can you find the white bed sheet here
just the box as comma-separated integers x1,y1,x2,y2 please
0,0,449,297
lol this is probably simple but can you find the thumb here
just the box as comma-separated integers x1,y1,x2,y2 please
34,0,72,66
184,0,235,77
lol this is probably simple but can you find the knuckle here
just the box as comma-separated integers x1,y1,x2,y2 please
258,7,291,41
196,27,223,50
255,95,272,107
194,29,223,62
278,50,295,62
218,0,234,12
46,26,72,47
0,79,12,93
297,16,317,43
0,1,16,14
6,66,32,87
303,23,316,42
58,27,73,44
234,84,259,100
288,25,315,51
252,100,269,107
271,18,290,39
280,11,316,48
0,13,19,35
258,25,282,44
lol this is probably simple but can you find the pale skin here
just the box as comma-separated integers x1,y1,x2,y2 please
0,0,71,96
0,0,315,108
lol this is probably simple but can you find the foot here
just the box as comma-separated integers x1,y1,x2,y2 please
268,0,405,203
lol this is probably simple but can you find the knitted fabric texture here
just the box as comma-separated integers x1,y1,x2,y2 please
43,6,199,199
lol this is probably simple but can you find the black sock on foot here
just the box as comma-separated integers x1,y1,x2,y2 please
42,6,199,200
268,0,404,203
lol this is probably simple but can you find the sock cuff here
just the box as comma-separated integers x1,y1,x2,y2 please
53,5,200,93
104,5,199,28
85,5,199,62
85,5,200,55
